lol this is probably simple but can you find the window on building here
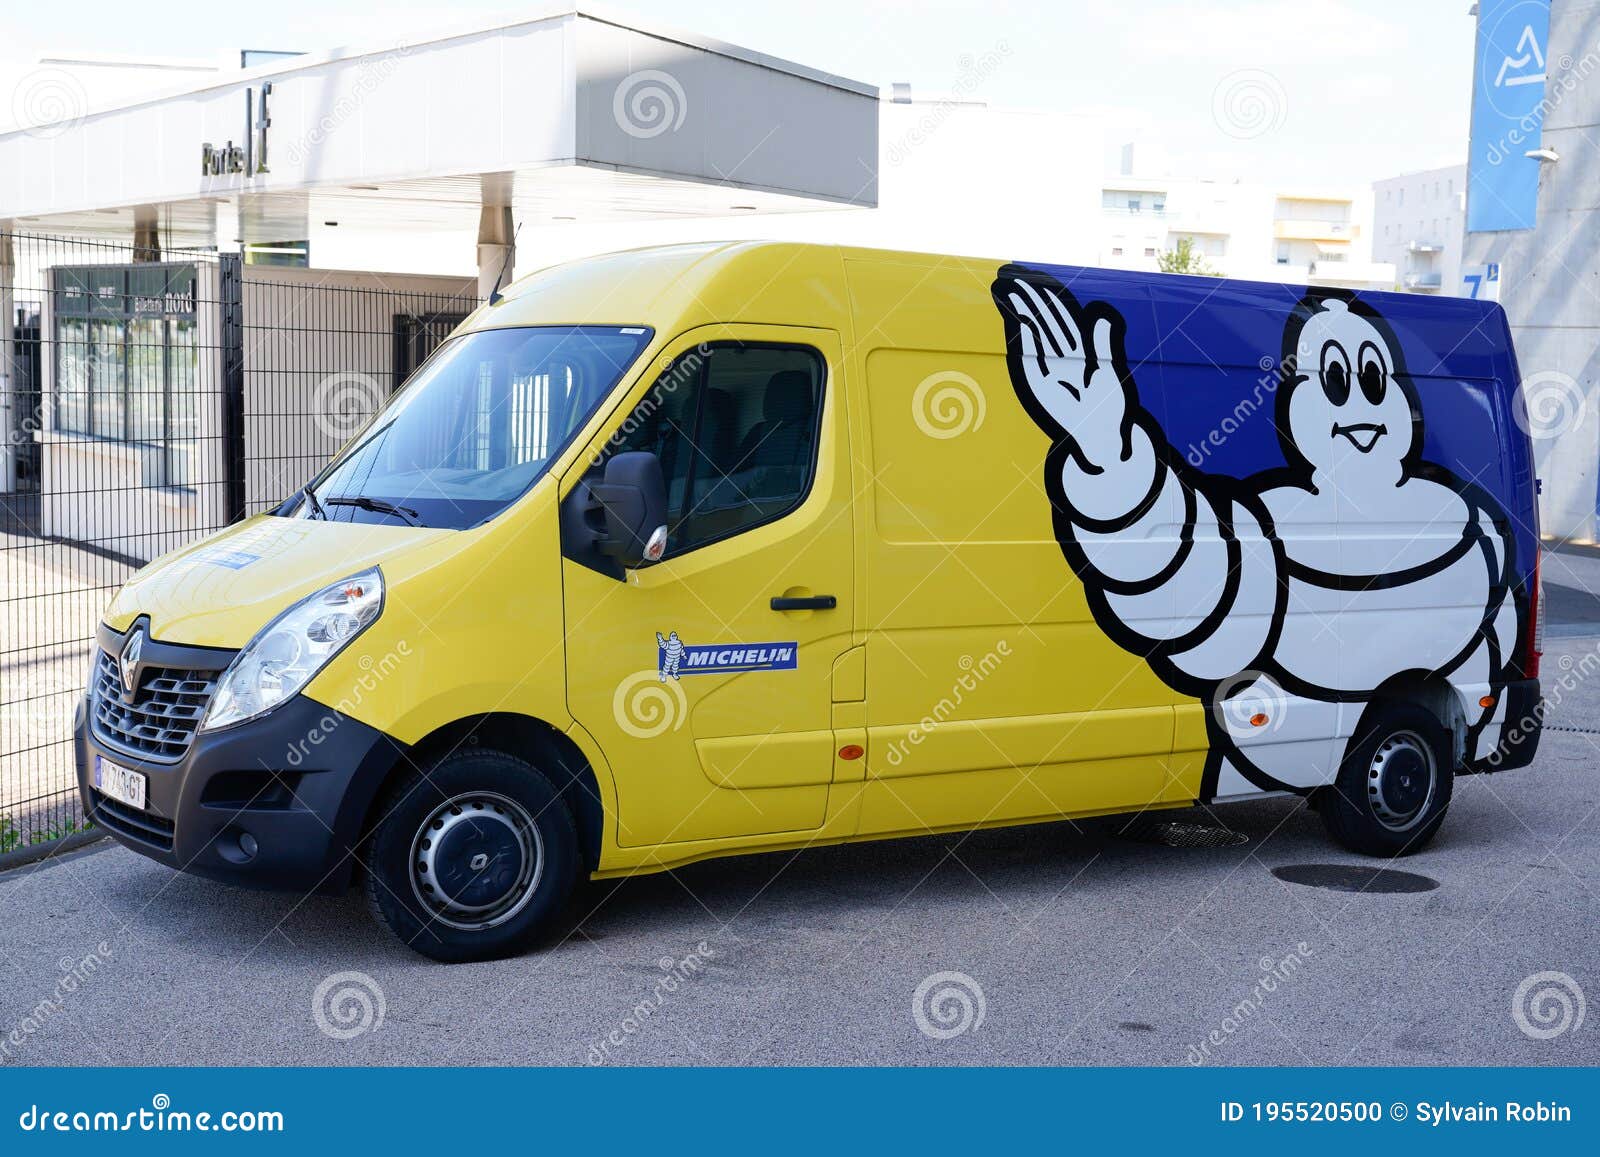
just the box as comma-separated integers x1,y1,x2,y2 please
1143,247,1157,257
1111,247,1124,256
53,264,200,490
1398,189,1404,207
243,241,310,268
607,342,825,556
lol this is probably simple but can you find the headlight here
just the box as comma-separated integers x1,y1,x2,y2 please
202,568,383,731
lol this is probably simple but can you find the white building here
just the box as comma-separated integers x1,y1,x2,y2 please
1096,152,1392,289
1372,164,1467,295
511,90,1103,271
0,8,881,551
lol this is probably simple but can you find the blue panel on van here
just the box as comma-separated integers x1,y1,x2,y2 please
1011,264,1535,582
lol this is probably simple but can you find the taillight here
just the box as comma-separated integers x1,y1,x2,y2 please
1525,549,1543,679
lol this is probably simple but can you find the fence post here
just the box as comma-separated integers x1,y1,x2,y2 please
219,252,246,524
1,227,15,494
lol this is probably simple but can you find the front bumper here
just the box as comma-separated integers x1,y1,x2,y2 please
75,624,406,895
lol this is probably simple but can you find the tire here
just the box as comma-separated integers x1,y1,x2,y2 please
1320,702,1454,857
364,748,580,962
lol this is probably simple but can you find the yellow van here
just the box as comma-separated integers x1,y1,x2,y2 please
77,242,1544,960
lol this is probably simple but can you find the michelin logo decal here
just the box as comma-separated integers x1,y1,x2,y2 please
657,631,798,680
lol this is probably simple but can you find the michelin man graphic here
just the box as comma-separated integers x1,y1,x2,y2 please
991,267,1523,799
657,631,685,681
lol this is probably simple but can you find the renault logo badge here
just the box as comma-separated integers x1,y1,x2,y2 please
118,628,145,701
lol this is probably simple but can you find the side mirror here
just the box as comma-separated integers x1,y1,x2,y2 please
555,451,666,576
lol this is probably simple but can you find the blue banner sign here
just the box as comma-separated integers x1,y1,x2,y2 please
1468,0,1552,232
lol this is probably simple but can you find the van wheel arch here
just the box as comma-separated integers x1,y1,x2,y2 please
363,713,604,873
1360,670,1468,769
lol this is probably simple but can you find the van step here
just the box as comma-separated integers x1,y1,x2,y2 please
1114,817,1249,849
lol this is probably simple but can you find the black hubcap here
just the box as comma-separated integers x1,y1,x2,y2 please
1378,748,1428,815
409,792,543,931
433,816,525,909
1367,730,1436,832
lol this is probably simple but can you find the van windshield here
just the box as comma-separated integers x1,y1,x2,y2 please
292,325,652,530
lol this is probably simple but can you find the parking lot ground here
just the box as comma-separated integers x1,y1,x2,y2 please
2,548,1598,1067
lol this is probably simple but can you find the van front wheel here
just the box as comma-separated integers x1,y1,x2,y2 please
365,749,579,962
1320,703,1454,857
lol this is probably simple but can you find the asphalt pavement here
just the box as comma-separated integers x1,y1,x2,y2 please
2,551,1598,1067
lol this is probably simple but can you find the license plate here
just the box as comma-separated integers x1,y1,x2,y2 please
93,755,147,811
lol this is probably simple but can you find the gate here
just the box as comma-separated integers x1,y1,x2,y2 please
0,231,477,857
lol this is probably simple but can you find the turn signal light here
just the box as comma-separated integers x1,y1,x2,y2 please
838,744,864,760
1479,695,1496,709
1249,713,1268,728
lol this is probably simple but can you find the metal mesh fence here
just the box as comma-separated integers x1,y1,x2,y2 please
0,230,477,856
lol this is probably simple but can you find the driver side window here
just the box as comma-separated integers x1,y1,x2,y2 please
608,342,824,556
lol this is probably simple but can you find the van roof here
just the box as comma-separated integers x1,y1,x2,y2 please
462,240,1510,350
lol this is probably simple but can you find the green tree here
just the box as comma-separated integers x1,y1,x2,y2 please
1157,237,1221,277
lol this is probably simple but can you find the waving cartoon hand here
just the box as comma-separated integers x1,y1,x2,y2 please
994,274,1139,475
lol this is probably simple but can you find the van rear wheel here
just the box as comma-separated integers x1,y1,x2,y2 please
365,749,579,962
1320,702,1453,857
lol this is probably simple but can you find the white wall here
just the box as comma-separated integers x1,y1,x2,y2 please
1462,2,1600,542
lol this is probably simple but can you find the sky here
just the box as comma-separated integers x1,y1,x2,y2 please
0,0,1477,185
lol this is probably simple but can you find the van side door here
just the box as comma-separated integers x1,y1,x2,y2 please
561,326,858,849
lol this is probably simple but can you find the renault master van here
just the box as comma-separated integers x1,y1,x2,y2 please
76,243,1544,961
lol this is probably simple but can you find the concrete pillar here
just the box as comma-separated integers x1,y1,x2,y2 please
476,204,516,301
1,224,16,493
133,206,161,263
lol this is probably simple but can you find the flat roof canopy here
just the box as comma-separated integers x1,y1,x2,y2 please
0,7,879,245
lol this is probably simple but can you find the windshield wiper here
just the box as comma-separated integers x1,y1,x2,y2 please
324,496,423,526
299,484,328,521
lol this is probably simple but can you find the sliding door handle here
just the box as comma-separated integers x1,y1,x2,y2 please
771,594,837,611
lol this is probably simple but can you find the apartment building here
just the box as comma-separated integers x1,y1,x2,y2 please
1373,164,1467,296
1098,169,1392,289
